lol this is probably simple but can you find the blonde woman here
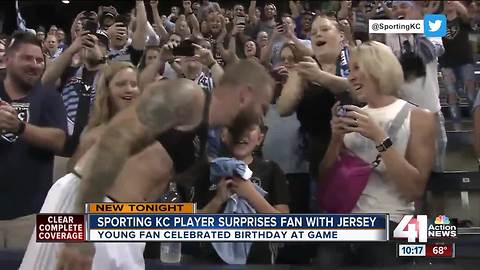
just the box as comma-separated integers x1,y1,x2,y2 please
315,41,436,267
21,62,173,270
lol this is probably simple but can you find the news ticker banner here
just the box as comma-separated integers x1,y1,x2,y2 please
36,203,389,242
87,213,388,242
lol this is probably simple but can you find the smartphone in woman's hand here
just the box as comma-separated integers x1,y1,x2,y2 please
336,92,353,117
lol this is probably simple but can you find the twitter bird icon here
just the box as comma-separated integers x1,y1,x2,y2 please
429,20,442,32
424,14,447,37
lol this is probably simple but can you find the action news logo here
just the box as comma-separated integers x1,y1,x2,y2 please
393,215,457,243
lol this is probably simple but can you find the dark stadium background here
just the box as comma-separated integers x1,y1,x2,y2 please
0,0,304,36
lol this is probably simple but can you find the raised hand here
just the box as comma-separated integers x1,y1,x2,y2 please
183,0,193,14
284,22,295,40
106,23,128,41
159,41,178,62
70,31,95,52
271,24,283,40
341,0,352,10
150,0,158,8
231,23,245,36
192,43,216,67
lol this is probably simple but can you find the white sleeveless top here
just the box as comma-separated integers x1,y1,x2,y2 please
343,99,415,223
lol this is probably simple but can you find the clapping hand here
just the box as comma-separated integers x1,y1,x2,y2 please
0,102,21,133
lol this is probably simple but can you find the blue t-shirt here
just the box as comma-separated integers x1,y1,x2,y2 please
0,80,67,220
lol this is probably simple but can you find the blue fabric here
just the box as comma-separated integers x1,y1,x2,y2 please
206,128,222,159
209,157,253,184
209,158,267,264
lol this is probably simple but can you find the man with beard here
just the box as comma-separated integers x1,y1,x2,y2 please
296,11,314,40
57,59,274,269
42,30,109,156
0,32,67,249
249,2,278,37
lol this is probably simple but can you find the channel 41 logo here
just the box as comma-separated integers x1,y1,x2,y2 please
393,215,457,243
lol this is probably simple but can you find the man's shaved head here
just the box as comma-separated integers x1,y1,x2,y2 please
210,59,274,129
219,59,275,99
137,79,205,135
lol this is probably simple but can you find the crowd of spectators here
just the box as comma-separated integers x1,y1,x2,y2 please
0,0,479,267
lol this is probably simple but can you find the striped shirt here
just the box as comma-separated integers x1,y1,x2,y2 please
195,72,214,92
61,69,98,135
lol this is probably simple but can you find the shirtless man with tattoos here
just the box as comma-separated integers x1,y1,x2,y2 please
57,59,274,269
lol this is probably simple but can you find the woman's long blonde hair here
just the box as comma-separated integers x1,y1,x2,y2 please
86,62,138,130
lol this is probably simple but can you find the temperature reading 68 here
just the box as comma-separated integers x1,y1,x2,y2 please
433,246,447,255
426,244,455,257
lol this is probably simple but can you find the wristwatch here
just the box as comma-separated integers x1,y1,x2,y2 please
376,137,392,153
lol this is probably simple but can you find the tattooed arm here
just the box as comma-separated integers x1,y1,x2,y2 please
77,79,205,209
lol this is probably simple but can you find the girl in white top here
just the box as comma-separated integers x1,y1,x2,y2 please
318,41,436,223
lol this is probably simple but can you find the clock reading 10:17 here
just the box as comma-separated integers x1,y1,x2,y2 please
398,244,426,257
